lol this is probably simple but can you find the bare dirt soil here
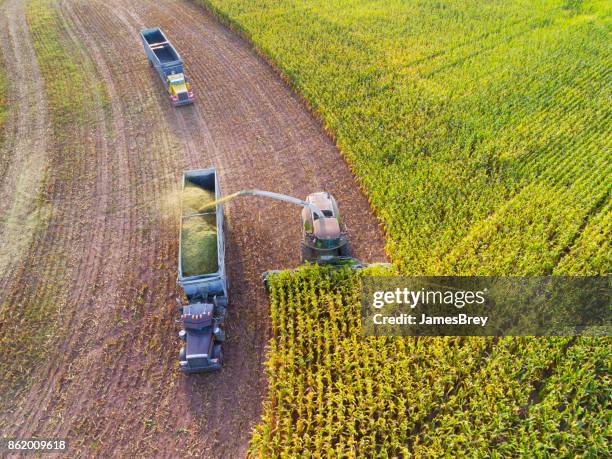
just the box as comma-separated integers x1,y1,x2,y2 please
0,0,49,296
0,0,387,457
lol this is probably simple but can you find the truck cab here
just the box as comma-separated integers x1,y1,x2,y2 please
178,301,225,373
166,73,194,106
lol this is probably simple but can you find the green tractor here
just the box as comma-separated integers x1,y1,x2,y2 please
299,191,355,265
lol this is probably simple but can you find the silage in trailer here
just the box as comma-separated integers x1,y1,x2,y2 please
181,180,218,277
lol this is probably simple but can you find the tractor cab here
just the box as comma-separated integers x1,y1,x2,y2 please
178,302,224,373
166,73,194,106
301,192,353,263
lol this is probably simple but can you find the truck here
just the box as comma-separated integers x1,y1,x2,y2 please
140,27,194,106
177,169,227,373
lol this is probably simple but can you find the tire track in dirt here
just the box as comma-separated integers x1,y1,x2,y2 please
0,0,78,409
2,0,132,441
1,1,212,454
0,0,49,295
1,0,387,457
57,3,197,453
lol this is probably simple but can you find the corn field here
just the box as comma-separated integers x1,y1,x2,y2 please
252,267,610,456
205,0,610,276
199,0,611,455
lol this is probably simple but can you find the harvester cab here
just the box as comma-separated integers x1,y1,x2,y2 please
300,192,353,264
166,73,193,105
178,301,225,373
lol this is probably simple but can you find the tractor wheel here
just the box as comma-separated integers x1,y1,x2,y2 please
339,240,352,257
263,273,271,293
214,296,228,321
301,244,316,263
214,295,228,308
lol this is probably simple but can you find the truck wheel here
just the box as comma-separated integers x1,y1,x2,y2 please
213,344,223,365
214,327,226,342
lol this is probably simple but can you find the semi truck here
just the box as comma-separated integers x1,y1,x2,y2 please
177,169,227,372
140,27,194,106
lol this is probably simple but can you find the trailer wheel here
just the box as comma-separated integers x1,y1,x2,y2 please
214,305,226,321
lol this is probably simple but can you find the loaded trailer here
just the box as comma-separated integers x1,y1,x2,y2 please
177,169,227,373
140,27,194,106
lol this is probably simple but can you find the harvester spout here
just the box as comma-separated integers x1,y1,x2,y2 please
202,189,326,220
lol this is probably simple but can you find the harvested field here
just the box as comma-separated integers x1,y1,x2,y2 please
0,0,386,457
